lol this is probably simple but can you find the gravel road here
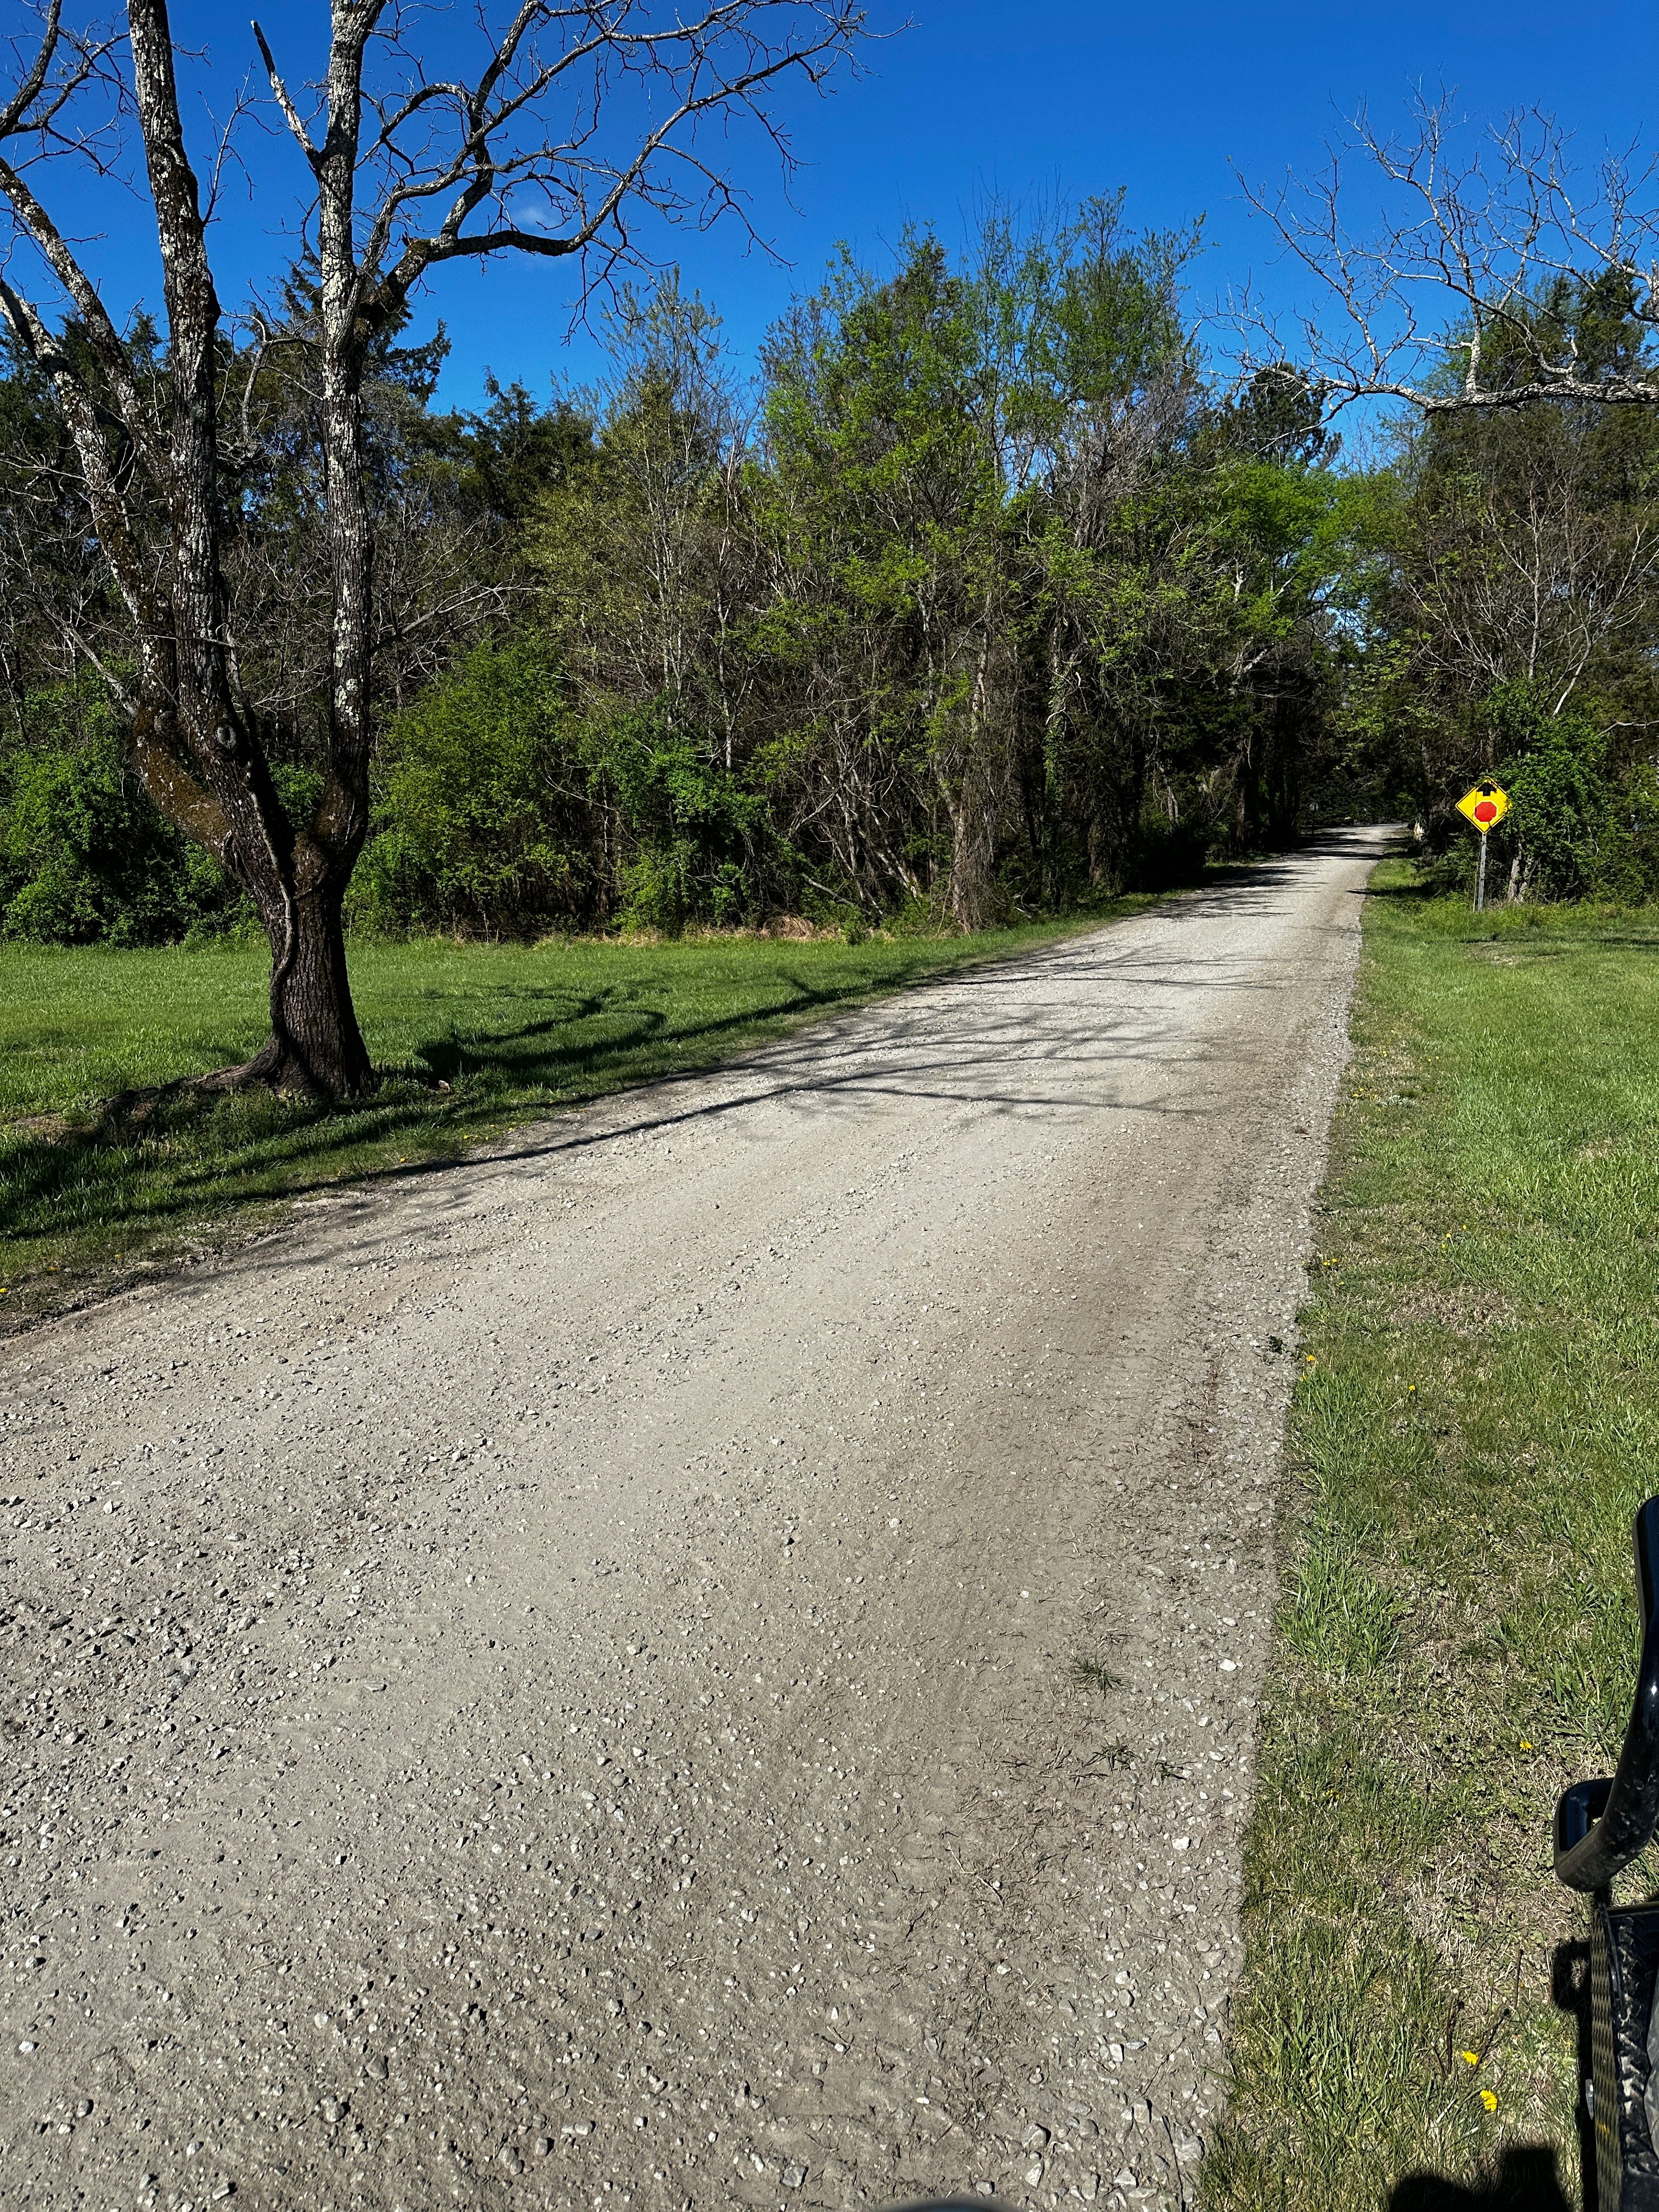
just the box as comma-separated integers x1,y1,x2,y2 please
1,830,1386,2212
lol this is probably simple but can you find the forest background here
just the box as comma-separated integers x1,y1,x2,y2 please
8,184,1655,952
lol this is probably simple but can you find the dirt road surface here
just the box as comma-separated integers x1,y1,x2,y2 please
1,831,1386,2212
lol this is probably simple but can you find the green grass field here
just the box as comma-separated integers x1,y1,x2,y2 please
0,916,1121,1316
1205,865,1659,2211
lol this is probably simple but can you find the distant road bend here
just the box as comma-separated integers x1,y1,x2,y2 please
1,828,1388,2212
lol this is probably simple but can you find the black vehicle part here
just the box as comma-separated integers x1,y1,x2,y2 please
1556,1498,1659,1897
1554,1496,1659,2210
1588,1906,1659,2210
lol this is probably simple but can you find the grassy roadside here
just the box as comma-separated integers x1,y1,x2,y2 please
1204,862,1659,2210
0,911,1137,1322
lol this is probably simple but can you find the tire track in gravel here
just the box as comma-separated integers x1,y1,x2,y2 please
0,830,1387,2212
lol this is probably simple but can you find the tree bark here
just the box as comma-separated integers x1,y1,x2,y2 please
949,756,1000,929
215,868,373,1096
1086,809,1118,891
127,0,377,1099
948,619,1001,931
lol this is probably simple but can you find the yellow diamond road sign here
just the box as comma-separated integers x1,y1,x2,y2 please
1457,781,1509,832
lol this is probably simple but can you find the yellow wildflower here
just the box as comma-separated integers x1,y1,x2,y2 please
1480,2089,1497,2113
1460,2051,1480,2067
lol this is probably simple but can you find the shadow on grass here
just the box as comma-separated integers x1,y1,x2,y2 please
1365,874,1443,901
1464,933,1659,954
0,961,959,1261
414,988,661,1085
1385,1944,1592,2212
1,848,1378,1290
1555,1937,1598,2212
1385,2148,1575,2211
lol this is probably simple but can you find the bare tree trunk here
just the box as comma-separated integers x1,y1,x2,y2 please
131,0,375,1099
1086,809,1115,889
949,619,1001,930
949,765,1000,928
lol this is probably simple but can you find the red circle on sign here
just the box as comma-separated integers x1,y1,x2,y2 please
1474,801,1497,824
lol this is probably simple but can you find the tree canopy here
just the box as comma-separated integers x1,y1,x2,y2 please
10,42,1659,1029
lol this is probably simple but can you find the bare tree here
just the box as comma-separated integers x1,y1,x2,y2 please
1393,421,1659,718
1238,91,1659,416
534,272,758,759
0,0,866,1094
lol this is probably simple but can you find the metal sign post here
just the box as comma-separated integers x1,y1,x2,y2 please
1455,783,1510,912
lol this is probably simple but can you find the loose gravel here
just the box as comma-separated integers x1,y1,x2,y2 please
0,830,1385,2212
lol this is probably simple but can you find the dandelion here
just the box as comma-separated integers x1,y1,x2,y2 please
1460,2051,1481,2067
1521,1740,1534,1752
1480,2089,1497,2113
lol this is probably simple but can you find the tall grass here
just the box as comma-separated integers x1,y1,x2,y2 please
1206,867,1659,2210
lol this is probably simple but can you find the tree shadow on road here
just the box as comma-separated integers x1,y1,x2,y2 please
885,2200,1015,2211
4,831,1390,1323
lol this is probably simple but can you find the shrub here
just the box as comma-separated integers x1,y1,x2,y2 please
1499,694,1610,902
352,639,599,936
596,709,776,932
1419,686,1659,906
353,643,783,938
0,723,246,945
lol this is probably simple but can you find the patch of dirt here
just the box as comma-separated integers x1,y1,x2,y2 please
1391,1286,1522,1336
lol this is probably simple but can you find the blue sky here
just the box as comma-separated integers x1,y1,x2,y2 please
20,1,1659,409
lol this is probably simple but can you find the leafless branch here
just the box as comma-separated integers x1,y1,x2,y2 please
200,74,259,227
1234,89,1659,415
250,19,317,157
0,0,874,1089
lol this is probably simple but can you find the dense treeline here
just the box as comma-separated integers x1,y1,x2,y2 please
0,292,537,944
0,204,1367,943
7,206,1659,946
1344,275,1659,901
